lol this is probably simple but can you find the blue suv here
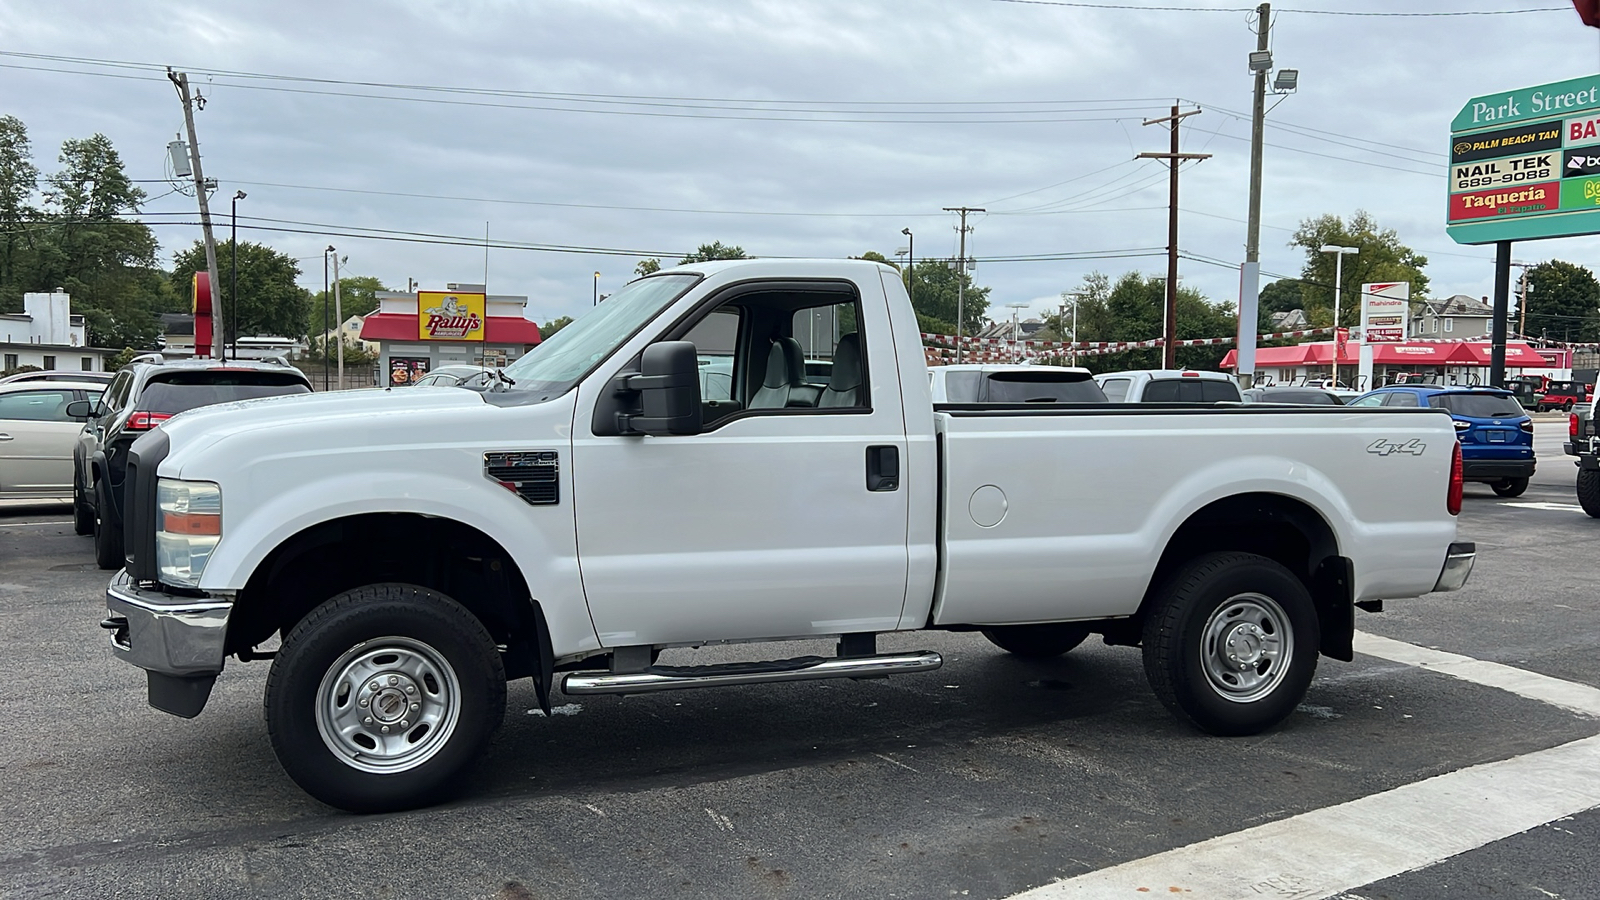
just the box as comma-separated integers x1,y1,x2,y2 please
1349,386,1534,497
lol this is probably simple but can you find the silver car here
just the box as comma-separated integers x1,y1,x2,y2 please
0,380,104,500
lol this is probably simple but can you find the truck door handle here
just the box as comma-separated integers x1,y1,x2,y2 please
0,433,12,441
866,445,899,492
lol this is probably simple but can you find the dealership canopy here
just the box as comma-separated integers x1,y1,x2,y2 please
1448,75,1600,245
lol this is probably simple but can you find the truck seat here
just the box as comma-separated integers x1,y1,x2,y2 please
750,337,805,408
819,333,863,408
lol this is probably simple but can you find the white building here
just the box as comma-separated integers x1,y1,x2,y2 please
0,291,113,374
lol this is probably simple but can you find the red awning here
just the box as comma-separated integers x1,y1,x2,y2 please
359,313,542,345
1223,340,1549,369
1446,342,1548,366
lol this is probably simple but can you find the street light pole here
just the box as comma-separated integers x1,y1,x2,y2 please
593,271,601,307
1320,244,1359,386
901,227,914,308
323,245,334,392
1005,302,1029,363
229,190,245,361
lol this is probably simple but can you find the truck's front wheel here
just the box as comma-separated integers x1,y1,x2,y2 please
264,584,506,813
981,623,1090,658
1141,552,1319,736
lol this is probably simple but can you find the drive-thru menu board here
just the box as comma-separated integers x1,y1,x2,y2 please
1448,75,1600,245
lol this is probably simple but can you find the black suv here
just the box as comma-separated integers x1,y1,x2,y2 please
69,355,312,568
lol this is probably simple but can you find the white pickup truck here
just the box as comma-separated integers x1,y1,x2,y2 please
103,259,1474,812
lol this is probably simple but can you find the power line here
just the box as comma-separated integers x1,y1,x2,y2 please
0,54,1178,125
991,0,1565,15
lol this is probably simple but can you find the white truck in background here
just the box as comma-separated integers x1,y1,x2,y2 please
102,259,1474,811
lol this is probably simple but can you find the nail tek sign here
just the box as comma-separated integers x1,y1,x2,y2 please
1448,76,1600,245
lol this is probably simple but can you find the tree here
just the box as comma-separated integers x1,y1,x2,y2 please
309,274,387,339
680,241,748,264
1043,271,1235,373
1290,211,1429,329
908,259,989,336
854,250,899,270
33,133,164,348
1523,260,1600,342
540,315,573,338
173,240,313,341
0,116,39,306
634,258,661,277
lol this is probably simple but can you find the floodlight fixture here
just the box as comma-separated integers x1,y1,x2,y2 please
1248,50,1273,73
1272,68,1299,92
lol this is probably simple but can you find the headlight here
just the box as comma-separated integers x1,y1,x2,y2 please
156,479,221,588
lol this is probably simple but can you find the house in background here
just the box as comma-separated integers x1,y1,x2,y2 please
0,290,113,373
1269,309,1310,331
1411,294,1493,339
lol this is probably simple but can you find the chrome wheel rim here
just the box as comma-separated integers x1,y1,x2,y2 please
315,636,461,774
1200,592,1293,704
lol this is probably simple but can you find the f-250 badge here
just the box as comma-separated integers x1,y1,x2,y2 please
1367,438,1427,457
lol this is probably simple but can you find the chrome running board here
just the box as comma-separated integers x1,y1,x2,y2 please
560,650,943,696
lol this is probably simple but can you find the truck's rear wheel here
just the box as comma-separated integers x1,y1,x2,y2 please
265,583,506,813
1578,469,1600,518
1491,478,1528,498
1141,552,1319,736
981,623,1090,658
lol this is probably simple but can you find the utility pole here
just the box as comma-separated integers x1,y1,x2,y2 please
168,70,224,360
1512,261,1532,336
332,251,344,385
943,207,984,363
1139,106,1211,368
1240,2,1271,388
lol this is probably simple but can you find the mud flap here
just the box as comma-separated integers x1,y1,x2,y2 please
1312,556,1355,662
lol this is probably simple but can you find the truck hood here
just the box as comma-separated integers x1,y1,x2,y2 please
154,388,496,471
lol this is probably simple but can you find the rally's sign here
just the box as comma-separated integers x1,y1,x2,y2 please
417,291,486,341
1449,76,1600,244
1361,282,1410,344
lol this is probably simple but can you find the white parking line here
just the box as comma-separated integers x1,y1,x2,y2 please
0,520,72,528
1503,501,1584,513
1005,631,1600,900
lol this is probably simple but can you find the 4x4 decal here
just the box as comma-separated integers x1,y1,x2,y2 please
1367,438,1427,457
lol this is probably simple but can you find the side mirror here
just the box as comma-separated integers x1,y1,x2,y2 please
620,341,702,436
65,400,96,419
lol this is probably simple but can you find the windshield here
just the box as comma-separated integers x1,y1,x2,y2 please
500,274,699,399
1429,392,1522,418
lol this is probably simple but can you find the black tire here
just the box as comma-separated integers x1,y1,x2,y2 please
1141,552,1319,736
92,480,123,569
1492,478,1529,498
265,583,506,813
1578,469,1600,518
1564,399,1575,412
72,476,93,536
981,623,1091,658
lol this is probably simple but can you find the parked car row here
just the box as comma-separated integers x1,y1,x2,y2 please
0,354,314,569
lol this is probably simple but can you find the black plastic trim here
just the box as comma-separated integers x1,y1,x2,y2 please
123,429,170,581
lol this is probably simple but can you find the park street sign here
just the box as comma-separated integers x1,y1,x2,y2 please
1448,74,1600,245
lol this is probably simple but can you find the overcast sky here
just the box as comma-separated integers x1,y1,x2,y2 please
3,0,1598,330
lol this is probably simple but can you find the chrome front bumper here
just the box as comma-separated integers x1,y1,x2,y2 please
104,571,232,717
1432,542,1476,593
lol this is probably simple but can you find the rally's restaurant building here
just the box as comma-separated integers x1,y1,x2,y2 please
359,284,543,387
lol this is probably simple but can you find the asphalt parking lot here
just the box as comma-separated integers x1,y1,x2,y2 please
1,420,1595,900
